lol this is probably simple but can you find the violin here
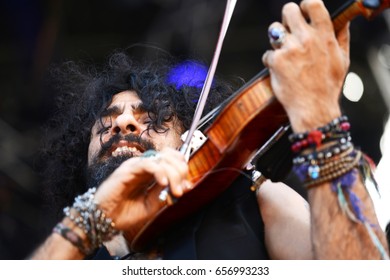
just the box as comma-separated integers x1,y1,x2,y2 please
130,0,390,252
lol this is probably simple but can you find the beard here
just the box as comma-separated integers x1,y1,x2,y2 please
86,133,156,189
86,154,129,189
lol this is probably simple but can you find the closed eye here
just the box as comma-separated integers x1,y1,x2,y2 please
97,125,111,135
143,118,152,125
95,116,112,135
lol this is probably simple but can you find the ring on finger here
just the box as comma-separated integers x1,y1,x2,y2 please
268,26,286,49
142,149,161,162
158,188,175,206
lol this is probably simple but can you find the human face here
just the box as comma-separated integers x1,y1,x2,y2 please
88,90,183,166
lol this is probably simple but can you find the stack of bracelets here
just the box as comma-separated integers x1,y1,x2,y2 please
289,115,360,188
290,115,389,260
53,187,120,256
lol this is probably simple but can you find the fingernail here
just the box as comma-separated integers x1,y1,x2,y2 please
161,176,168,186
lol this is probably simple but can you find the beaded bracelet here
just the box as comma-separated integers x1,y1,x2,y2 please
292,139,353,165
63,187,119,254
303,150,361,188
290,115,355,186
289,115,349,143
289,115,350,153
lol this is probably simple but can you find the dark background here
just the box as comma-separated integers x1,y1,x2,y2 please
0,0,389,259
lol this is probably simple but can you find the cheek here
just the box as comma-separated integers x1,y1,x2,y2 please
87,138,100,165
152,131,183,151
170,133,183,149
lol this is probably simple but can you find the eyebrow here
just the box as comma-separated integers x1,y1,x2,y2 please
132,102,147,113
100,106,121,118
101,102,147,118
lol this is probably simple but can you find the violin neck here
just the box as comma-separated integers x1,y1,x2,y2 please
198,0,389,130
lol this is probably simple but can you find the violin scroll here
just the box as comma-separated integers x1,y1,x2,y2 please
361,0,390,19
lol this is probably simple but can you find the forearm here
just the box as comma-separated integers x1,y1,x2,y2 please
308,173,389,259
290,117,389,259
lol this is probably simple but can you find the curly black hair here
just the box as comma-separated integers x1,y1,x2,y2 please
40,50,236,220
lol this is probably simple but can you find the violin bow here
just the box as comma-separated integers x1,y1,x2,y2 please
180,0,237,158
157,0,237,204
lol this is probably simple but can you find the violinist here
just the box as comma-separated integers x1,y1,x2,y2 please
31,0,389,259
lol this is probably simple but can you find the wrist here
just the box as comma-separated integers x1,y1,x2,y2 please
58,187,120,256
61,216,87,241
289,115,357,188
287,104,341,133
52,218,93,256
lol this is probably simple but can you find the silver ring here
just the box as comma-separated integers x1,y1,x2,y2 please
158,188,169,203
142,149,158,158
268,27,286,48
158,187,176,205
142,149,161,162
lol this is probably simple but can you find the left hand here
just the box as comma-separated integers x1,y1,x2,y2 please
93,147,191,241
262,0,350,133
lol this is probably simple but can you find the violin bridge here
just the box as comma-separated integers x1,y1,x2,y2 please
180,130,207,161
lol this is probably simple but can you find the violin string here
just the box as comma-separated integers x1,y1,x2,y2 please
189,167,257,185
196,106,221,130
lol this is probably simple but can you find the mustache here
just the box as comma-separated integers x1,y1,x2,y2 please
97,133,156,159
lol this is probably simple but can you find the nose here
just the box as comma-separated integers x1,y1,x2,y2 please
111,111,142,136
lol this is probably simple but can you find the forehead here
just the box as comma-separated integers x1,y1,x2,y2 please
109,90,141,107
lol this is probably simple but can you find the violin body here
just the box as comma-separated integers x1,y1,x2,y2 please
130,0,390,252
132,74,288,251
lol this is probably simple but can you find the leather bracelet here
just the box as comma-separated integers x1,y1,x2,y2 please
53,222,93,256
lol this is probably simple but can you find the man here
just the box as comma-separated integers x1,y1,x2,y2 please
31,0,388,259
